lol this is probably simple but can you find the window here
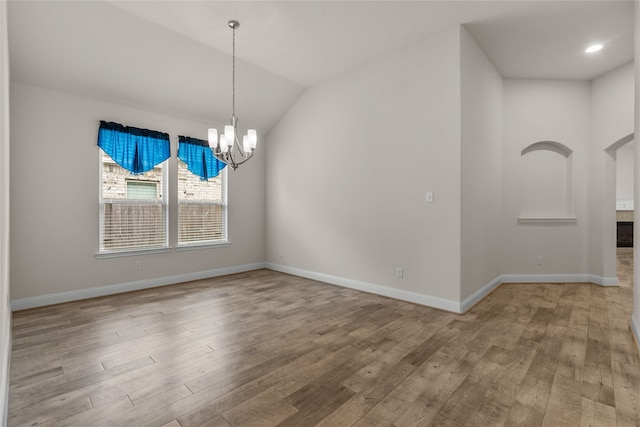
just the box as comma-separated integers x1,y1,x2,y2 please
176,135,228,247
99,152,168,252
177,158,227,246
97,121,170,253
97,124,228,254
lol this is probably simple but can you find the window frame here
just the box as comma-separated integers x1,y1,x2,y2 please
176,162,229,249
97,150,170,257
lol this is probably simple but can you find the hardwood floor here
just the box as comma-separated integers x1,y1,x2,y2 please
7,254,640,426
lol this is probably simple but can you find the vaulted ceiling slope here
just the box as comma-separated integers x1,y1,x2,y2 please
8,1,633,133
8,1,304,133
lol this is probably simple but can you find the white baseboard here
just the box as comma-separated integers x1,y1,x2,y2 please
266,265,618,314
460,275,503,313
266,263,502,314
266,263,460,313
501,274,618,286
597,276,620,286
10,264,620,313
10,263,266,311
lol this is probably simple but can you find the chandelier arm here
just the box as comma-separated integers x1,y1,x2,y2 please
212,142,253,171
233,123,249,158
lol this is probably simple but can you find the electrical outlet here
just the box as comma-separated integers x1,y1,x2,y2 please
135,260,142,271
396,267,404,278
536,256,542,266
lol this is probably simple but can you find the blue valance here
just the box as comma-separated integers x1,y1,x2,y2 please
178,136,226,180
97,121,170,174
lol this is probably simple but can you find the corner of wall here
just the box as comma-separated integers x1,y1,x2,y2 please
1,0,10,422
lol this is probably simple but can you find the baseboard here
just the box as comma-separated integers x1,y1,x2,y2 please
630,315,640,357
265,263,496,314
501,273,618,286
10,265,620,313
264,265,620,314
598,276,620,286
460,275,503,313
10,262,266,311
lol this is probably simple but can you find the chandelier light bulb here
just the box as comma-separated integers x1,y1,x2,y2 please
243,135,250,153
219,134,229,153
224,125,235,144
207,128,218,148
247,129,257,150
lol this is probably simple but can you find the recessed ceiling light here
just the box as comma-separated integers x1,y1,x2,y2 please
585,44,603,54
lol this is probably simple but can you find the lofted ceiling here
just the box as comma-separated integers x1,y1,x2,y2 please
7,1,634,134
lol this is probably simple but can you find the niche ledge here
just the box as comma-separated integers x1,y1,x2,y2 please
517,216,577,225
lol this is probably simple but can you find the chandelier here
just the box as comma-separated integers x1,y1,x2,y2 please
208,20,257,170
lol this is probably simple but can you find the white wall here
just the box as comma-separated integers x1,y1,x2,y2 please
266,26,463,305
460,27,503,299
9,82,265,304
502,79,590,277
0,1,10,422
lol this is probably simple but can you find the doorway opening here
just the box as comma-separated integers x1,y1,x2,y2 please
605,134,634,297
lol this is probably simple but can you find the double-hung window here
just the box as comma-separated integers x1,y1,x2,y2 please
97,121,170,254
177,136,228,246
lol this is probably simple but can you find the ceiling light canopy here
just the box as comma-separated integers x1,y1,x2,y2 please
208,20,257,171
585,43,603,54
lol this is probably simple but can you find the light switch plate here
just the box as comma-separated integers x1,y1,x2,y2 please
426,192,434,203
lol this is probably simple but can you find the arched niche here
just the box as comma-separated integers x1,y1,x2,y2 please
518,140,576,224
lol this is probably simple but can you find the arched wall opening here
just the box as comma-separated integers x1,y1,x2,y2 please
603,133,634,285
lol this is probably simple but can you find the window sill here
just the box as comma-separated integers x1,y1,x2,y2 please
95,247,173,259
517,217,577,225
176,241,231,251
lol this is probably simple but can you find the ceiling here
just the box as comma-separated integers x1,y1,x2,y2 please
7,1,634,133
108,0,634,86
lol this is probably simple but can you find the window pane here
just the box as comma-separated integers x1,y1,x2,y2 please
127,181,158,200
178,204,226,243
100,151,167,252
102,203,165,250
102,152,163,200
178,159,227,245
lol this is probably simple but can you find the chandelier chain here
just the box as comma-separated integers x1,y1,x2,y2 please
232,24,236,119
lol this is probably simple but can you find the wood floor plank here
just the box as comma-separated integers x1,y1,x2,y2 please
610,359,640,426
389,350,479,426
540,372,582,427
56,396,133,427
8,258,640,427
579,397,617,427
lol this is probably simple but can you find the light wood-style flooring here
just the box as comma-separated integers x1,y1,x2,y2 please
7,250,640,426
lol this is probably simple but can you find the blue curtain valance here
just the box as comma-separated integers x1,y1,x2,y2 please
178,136,226,180
97,121,170,174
